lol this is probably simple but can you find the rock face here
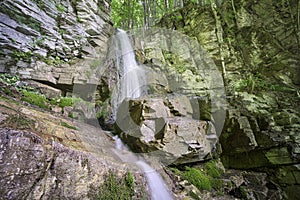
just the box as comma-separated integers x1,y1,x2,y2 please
0,98,148,199
115,95,219,165
0,0,112,87
158,0,300,199
0,128,116,199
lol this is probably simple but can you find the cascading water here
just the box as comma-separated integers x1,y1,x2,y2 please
112,29,147,120
111,29,173,200
113,136,174,200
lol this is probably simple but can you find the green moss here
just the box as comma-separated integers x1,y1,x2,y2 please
171,167,182,175
171,160,226,194
204,160,223,178
51,97,73,108
60,121,77,130
210,179,225,191
183,167,212,190
56,3,65,13
89,170,135,200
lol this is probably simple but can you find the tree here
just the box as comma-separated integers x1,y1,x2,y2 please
111,0,219,29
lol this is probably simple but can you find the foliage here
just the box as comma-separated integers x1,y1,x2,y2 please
90,171,135,200
32,36,46,48
12,49,68,66
0,73,19,86
232,73,297,94
60,121,77,130
12,51,34,62
1,5,42,32
96,100,110,119
111,0,144,29
21,90,49,110
44,56,67,66
111,0,221,29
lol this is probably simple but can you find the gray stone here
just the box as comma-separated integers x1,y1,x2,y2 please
115,96,218,165
0,0,112,88
26,80,62,99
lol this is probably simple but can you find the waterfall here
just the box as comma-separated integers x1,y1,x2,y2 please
111,29,172,199
112,29,147,120
113,136,174,200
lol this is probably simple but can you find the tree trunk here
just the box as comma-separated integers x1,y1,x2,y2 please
165,0,169,9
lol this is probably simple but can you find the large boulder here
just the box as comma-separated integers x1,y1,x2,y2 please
115,95,219,165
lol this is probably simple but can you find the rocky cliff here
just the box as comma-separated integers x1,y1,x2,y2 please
0,95,149,199
0,1,152,199
156,0,300,199
1,0,300,199
0,0,112,88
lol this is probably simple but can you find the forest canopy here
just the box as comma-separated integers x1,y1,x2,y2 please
111,0,219,29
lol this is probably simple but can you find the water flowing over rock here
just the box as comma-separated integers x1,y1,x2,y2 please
109,29,223,165
111,29,147,120
113,136,174,200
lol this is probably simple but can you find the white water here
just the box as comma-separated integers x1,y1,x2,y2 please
112,29,147,119
111,29,172,200
113,136,174,200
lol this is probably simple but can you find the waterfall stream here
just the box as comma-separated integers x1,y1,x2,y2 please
113,136,174,200
111,29,173,200
112,29,147,120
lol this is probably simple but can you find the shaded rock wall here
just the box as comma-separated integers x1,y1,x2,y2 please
158,0,300,199
159,0,300,87
0,0,113,87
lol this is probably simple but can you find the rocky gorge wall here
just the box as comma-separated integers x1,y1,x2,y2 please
1,0,300,199
157,0,300,199
0,0,113,88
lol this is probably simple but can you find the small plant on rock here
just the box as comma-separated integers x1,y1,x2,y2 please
89,170,135,200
